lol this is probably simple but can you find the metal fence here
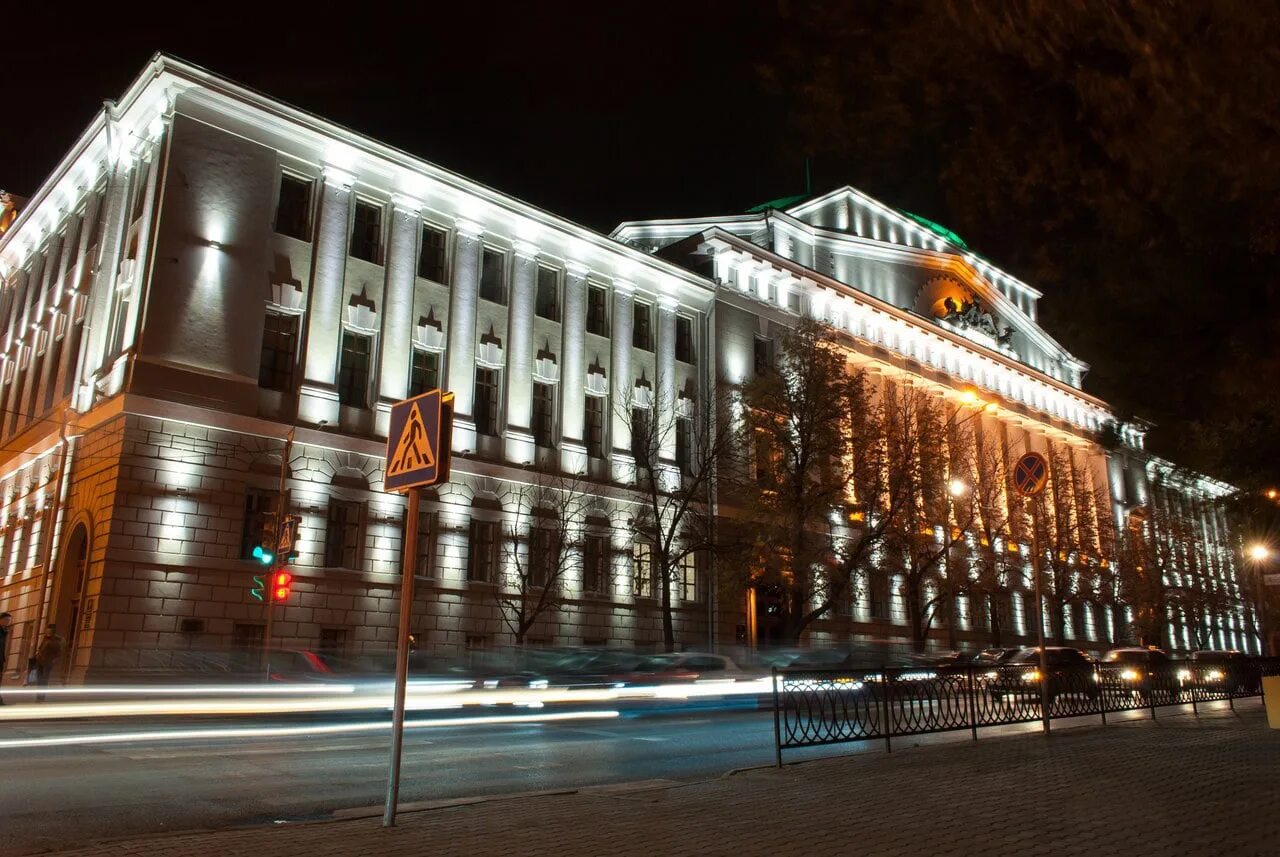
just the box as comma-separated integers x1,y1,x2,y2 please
771,657,1280,764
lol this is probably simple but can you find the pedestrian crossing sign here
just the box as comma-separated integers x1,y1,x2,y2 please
384,390,453,492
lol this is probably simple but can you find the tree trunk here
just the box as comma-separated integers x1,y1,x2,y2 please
945,593,958,651
661,562,676,652
989,594,1003,647
1049,602,1067,645
906,578,928,652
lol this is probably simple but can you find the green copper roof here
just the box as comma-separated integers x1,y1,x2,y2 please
899,210,969,249
745,193,811,214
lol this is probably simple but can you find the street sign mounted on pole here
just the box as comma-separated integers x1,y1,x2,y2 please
1013,452,1049,497
382,390,454,828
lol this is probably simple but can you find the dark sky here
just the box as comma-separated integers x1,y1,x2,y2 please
4,5,795,233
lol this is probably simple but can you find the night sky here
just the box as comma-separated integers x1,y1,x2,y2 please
5,3,1276,485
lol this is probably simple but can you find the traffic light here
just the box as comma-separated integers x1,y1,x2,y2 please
250,575,266,602
252,513,279,566
272,570,293,602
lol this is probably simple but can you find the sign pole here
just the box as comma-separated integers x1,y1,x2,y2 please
384,487,420,827
1031,501,1050,734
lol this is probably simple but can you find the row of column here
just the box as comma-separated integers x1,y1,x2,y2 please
296,168,686,478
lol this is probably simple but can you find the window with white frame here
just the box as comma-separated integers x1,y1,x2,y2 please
633,540,655,598
468,519,499,583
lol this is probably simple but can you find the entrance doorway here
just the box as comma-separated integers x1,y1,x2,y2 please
51,523,89,675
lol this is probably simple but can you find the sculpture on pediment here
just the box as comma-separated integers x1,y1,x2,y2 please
940,293,1013,349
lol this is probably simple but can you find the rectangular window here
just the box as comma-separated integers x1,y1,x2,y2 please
324,499,362,569
633,302,652,350
415,509,436,577
753,337,773,376
680,552,700,602
869,571,890,619
630,407,650,462
274,174,312,241
586,285,609,336
584,534,608,594
532,382,555,447
676,415,693,475
529,526,558,589
585,396,605,458
754,428,778,489
633,541,654,598
479,248,506,304
259,312,298,392
338,332,372,408
230,624,264,672
468,519,499,582
675,315,695,364
240,490,276,561
474,368,500,436
318,628,348,659
535,266,559,320
350,200,383,263
408,348,440,397
418,224,448,281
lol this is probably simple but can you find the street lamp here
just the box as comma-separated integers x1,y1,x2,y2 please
1246,542,1272,656
1248,543,1270,563
948,478,969,498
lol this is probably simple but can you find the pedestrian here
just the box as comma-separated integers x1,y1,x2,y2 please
30,624,64,702
0,612,11,704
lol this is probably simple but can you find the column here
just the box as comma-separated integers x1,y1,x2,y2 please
558,260,588,473
3,263,38,438
375,194,422,436
656,295,678,465
609,280,635,483
298,167,353,427
60,190,102,408
81,155,132,400
503,240,538,463
445,220,483,453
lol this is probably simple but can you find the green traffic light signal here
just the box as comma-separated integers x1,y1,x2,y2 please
250,574,265,602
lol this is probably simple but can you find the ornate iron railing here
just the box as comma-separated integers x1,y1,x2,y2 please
772,656,1280,763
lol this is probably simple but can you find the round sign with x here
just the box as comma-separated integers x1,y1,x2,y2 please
1013,452,1049,497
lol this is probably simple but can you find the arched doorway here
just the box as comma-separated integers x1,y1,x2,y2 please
50,523,89,677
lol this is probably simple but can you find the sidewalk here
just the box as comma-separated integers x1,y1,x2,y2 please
47,701,1279,857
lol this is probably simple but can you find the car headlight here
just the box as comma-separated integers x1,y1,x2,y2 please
1022,670,1041,683
1176,669,1191,682
1206,669,1225,682
1119,668,1140,682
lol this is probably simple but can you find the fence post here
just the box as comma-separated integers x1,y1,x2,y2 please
1147,668,1156,721
1189,669,1198,717
1097,663,1106,726
771,666,782,769
966,666,979,742
882,667,893,754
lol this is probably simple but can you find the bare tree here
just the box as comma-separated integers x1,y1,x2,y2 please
494,469,588,645
962,430,1020,647
626,382,739,652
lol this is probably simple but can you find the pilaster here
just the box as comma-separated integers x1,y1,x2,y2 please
559,259,589,474
609,280,636,483
298,167,353,428
503,240,538,464
375,194,422,437
446,219,483,453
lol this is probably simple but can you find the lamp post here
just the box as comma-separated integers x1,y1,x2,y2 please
1247,543,1272,656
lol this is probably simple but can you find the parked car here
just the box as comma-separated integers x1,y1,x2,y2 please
984,647,1098,705
1186,650,1257,694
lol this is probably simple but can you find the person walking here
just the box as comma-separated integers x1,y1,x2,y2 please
0,612,11,704
31,625,64,702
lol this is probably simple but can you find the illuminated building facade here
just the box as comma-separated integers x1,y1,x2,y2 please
0,56,1259,680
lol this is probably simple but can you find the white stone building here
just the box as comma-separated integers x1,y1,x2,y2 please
0,56,1259,680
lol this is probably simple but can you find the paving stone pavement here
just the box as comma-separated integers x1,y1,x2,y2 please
43,702,1280,857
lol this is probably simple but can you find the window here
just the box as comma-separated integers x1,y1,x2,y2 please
586,285,609,336
230,624,264,671
533,383,555,447
418,224,448,281
338,332,371,408
415,509,436,577
274,174,312,241
584,534,609,594
468,519,499,582
474,368,500,436
536,266,559,320
753,337,774,376
324,499,362,568
633,302,652,350
529,526,558,589
409,348,440,397
869,571,890,619
754,429,779,489
259,312,298,392
240,490,276,560
633,541,655,598
680,552,700,602
676,415,693,475
631,408,650,462
480,248,506,304
676,315,695,364
350,200,383,263
585,396,605,458
318,628,348,659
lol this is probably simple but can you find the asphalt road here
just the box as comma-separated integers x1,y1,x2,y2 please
1,699,1168,855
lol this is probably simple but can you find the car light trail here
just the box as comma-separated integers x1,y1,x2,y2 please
0,710,623,750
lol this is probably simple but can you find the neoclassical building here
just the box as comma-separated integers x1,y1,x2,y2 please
0,56,1258,680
